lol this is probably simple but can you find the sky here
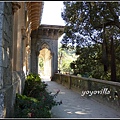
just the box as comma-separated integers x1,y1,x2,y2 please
41,1,65,41
41,1,65,26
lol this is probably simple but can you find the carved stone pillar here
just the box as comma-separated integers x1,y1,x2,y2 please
16,3,25,72
21,26,27,74
12,2,21,14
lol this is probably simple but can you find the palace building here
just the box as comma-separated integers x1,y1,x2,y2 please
0,2,64,117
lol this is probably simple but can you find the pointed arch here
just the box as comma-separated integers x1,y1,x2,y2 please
38,42,51,52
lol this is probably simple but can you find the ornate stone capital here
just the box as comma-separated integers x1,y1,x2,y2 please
38,25,65,40
12,2,21,14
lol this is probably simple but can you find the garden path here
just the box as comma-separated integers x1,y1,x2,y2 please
41,76,120,119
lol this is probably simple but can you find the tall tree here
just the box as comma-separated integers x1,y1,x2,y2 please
61,1,120,81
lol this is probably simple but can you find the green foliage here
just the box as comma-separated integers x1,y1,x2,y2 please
61,2,120,81
14,94,51,118
58,44,77,74
14,73,62,118
39,57,44,72
70,44,109,80
23,73,43,96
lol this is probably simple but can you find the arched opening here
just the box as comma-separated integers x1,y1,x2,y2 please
38,47,52,80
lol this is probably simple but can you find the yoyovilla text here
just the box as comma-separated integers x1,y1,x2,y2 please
81,88,110,96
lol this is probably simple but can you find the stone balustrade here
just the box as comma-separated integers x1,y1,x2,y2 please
52,73,120,112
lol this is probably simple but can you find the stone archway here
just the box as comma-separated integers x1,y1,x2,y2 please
38,44,52,78
30,24,64,79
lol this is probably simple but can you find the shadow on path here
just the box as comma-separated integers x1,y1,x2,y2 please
42,78,120,118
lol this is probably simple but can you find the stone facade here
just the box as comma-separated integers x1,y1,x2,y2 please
0,2,14,117
0,2,64,118
0,2,43,117
30,25,64,78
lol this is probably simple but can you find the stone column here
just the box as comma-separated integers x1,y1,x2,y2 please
21,26,27,74
30,31,38,74
31,35,38,75
26,24,32,75
28,44,31,74
12,10,18,71
51,52,54,78
16,3,25,72
53,40,58,74
12,2,21,71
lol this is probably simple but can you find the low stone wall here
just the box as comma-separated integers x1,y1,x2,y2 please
0,71,25,118
52,73,120,112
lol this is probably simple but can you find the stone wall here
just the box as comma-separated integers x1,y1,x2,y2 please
53,73,120,112
0,2,13,117
0,1,45,118
0,2,25,117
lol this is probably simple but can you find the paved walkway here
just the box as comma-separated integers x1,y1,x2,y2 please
41,76,120,119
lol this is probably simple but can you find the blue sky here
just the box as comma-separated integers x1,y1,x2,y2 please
41,1,65,26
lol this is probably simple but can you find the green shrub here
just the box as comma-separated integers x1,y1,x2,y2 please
23,73,47,96
14,94,51,118
14,73,62,118
34,90,62,110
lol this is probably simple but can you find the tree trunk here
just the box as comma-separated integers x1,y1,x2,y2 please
102,23,109,73
110,36,116,81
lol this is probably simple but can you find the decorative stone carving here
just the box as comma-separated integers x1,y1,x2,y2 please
38,25,64,40
21,26,27,40
12,2,21,14
41,44,49,50
26,2,43,31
